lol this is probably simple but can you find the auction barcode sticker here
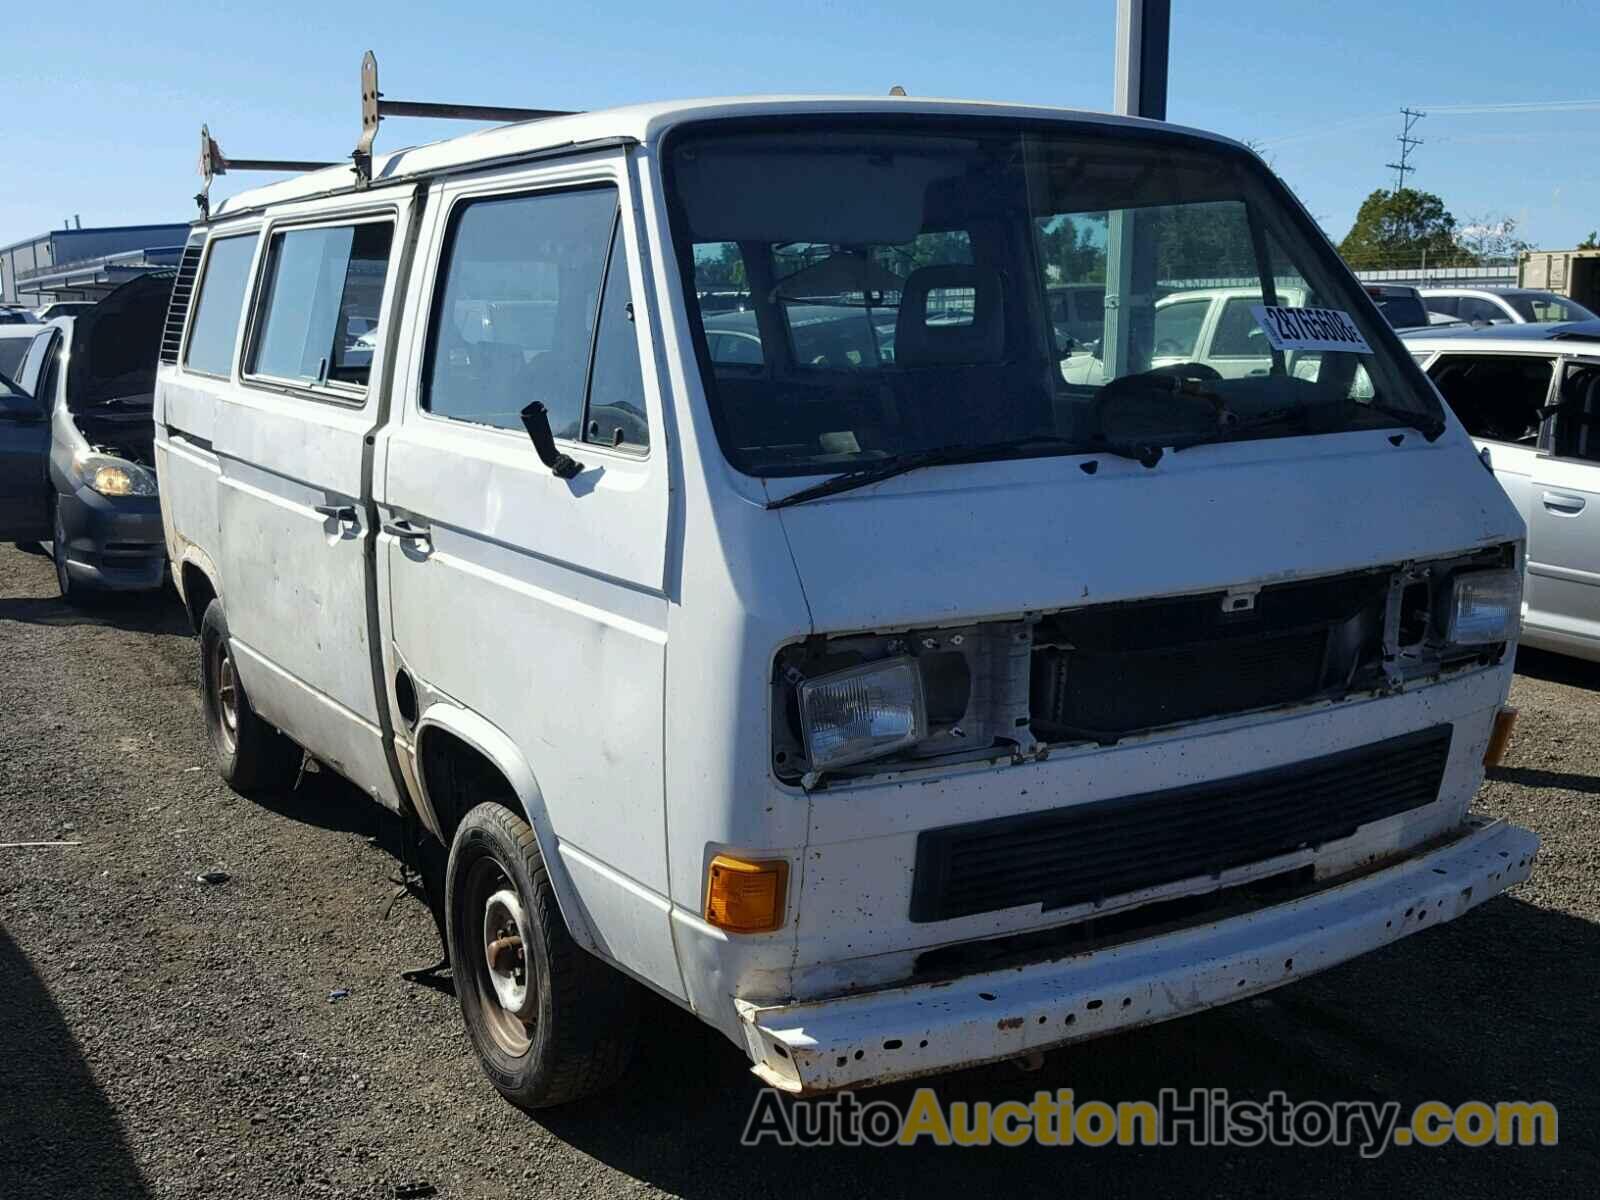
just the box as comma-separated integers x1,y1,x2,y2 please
1251,305,1372,354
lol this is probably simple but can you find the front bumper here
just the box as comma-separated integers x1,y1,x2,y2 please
738,816,1537,1094
57,485,165,591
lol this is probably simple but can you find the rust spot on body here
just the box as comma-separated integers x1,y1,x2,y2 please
997,1016,1024,1031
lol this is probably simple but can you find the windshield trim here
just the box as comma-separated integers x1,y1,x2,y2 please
660,113,1446,480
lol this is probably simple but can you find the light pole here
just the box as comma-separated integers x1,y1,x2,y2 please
1105,0,1171,381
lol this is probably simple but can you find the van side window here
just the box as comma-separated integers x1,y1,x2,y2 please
1427,353,1552,445
424,187,618,437
249,222,394,391
184,235,258,377
584,221,649,451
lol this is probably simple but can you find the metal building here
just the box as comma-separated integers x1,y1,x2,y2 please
0,222,190,307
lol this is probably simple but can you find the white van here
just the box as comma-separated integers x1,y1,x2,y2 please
153,81,1537,1108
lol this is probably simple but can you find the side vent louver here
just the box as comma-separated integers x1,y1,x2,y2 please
159,239,206,366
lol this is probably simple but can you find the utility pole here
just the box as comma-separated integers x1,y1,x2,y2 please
1386,108,1425,192
1113,0,1170,120
1106,0,1170,380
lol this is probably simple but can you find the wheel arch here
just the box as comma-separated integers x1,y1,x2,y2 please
412,704,601,956
175,547,223,634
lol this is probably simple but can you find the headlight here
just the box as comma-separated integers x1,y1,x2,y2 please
1445,568,1521,645
77,455,158,497
799,656,927,770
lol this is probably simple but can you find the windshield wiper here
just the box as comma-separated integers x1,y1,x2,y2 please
1169,406,1307,452
1353,398,1445,441
1171,397,1444,453
767,435,1107,509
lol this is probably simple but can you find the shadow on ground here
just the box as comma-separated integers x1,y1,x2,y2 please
0,582,190,636
1513,644,1600,691
0,925,150,1199
526,894,1598,1197
269,763,1598,1196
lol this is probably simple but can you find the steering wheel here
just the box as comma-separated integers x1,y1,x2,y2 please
1147,360,1223,383
1092,361,1227,445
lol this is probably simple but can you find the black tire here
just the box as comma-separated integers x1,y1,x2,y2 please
446,802,638,1109
198,599,301,794
52,498,90,606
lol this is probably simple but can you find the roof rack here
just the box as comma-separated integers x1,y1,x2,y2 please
353,50,576,186
195,50,577,217
197,126,335,219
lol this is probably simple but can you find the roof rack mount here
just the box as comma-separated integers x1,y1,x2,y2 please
196,125,336,219
354,50,576,187
195,50,578,217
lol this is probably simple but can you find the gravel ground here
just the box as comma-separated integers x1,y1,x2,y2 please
1,540,1596,1198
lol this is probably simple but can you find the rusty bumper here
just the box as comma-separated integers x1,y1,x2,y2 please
737,816,1538,1094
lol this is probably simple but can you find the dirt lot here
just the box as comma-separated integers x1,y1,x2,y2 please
1,541,1596,1198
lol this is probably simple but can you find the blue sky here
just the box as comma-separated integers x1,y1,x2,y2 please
4,1,1597,248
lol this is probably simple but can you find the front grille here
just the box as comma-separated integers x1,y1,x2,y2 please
1029,570,1389,741
909,725,1453,923
1034,628,1331,738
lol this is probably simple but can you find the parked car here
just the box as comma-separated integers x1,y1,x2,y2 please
0,272,172,599
1361,283,1432,330
0,323,47,382
1403,319,1600,660
33,300,98,322
1421,287,1597,328
0,365,53,543
1063,285,1310,384
1045,283,1106,349
144,94,1533,1109
0,305,40,325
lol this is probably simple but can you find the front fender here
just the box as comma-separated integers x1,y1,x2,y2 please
412,703,600,955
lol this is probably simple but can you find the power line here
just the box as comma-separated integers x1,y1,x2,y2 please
1385,107,1425,191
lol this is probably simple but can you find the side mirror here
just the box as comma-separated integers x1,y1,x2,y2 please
519,401,583,480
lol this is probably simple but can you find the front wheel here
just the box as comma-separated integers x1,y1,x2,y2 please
446,802,638,1109
52,499,88,606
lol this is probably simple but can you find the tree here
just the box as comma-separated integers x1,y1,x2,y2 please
1579,231,1600,250
1455,214,1533,263
1338,188,1461,269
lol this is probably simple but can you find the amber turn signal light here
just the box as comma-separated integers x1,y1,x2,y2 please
1484,706,1518,768
704,854,789,933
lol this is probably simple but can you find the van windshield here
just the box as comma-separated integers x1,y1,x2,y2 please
667,120,1442,477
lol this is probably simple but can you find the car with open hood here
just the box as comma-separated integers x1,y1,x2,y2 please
0,271,172,599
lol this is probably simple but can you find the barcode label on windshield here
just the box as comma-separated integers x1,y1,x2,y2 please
1251,306,1372,354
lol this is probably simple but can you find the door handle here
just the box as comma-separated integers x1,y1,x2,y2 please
314,503,358,522
382,518,430,541
1541,490,1586,515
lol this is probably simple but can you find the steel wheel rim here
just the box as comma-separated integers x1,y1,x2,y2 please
211,639,239,749
465,857,535,1056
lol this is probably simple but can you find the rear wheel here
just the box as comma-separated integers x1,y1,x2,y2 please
199,599,300,794
446,802,638,1108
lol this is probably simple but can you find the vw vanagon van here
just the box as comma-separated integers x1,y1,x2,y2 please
153,62,1538,1108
